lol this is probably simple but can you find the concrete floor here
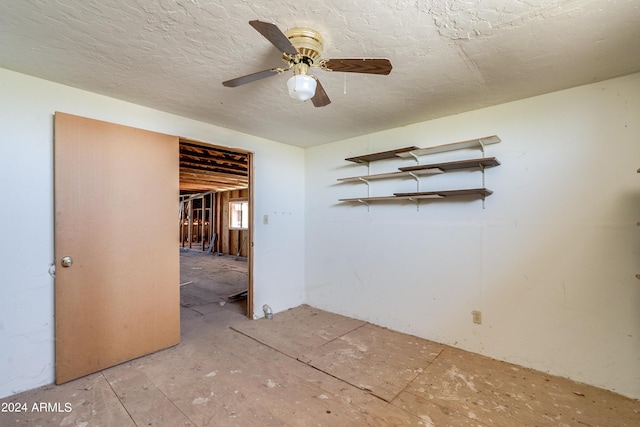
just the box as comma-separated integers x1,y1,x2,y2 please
1,251,638,426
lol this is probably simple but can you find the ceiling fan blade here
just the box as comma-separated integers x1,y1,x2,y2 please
311,77,331,107
249,20,299,55
222,68,281,87
322,58,393,75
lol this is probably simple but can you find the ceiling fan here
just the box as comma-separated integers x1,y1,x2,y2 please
222,20,393,107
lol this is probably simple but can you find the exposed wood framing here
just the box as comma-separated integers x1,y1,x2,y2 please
179,140,249,193
179,192,216,251
215,189,249,257
178,139,252,318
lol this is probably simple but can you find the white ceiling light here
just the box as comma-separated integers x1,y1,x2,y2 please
287,74,317,101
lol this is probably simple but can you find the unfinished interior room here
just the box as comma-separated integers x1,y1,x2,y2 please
178,141,252,317
1,1,639,426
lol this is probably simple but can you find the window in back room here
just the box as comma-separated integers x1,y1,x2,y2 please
229,199,249,230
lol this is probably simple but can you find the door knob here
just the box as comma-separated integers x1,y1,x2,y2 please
61,256,73,268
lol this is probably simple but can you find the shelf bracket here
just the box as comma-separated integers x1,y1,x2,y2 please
406,151,421,210
408,152,420,164
407,197,420,211
478,139,486,158
409,171,420,202
349,198,370,211
354,178,372,211
480,164,486,209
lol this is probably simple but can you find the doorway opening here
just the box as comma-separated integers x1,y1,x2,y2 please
178,139,253,318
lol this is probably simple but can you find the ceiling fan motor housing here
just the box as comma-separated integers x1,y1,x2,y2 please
284,27,324,66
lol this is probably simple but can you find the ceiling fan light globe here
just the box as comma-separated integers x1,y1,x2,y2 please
287,74,317,101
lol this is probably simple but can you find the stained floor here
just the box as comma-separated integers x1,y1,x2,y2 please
179,248,248,316
1,253,638,426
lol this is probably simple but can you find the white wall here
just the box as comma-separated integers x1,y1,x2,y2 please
0,68,305,398
305,73,640,399
3,67,639,400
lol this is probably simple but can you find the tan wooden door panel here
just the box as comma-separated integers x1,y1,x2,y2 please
54,112,180,384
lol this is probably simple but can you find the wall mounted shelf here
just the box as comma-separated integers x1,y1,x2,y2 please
337,157,499,183
345,146,419,164
338,188,491,204
396,135,500,158
337,168,443,183
338,136,501,207
395,188,493,198
399,157,500,173
338,194,445,204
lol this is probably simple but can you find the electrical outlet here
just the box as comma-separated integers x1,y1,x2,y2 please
472,310,482,324
263,214,269,225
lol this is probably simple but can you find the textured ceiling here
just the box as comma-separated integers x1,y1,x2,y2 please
1,0,639,148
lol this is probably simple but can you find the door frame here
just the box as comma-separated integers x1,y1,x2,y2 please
179,138,254,319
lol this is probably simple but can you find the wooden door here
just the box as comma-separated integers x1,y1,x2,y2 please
54,112,180,384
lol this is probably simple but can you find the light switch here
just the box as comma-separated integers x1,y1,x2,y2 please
263,214,269,225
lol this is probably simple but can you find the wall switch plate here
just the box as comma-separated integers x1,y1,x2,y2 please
263,214,269,225
472,310,482,324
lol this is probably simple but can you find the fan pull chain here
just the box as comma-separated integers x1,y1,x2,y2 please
343,74,347,95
